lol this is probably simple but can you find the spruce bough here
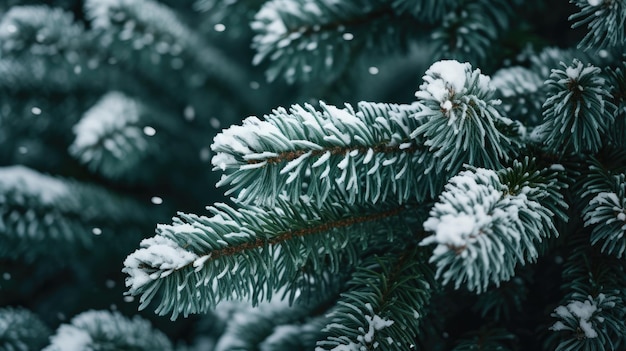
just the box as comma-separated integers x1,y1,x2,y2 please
125,55,625,349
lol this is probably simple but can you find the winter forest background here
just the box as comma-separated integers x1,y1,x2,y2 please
0,0,625,350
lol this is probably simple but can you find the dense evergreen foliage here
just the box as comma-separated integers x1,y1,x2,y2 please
0,0,625,350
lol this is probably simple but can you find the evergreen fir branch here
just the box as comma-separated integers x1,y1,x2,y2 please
42,310,174,351
492,66,545,125
420,163,563,293
84,0,255,113
211,101,434,207
411,60,519,174
537,59,616,154
0,307,50,351
316,249,433,351
548,292,625,351
569,0,626,50
251,0,413,83
549,229,626,350
123,198,414,319
430,0,512,67
451,327,516,351
391,0,456,23
498,157,569,229
0,165,150,262
583,175,626,258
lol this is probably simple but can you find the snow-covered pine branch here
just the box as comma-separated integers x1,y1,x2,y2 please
549,293,624,350
211,101,431,207
584,174,626,258
548,228,626,350
123,198,414,319
420,160,566,293
213,60,522,209
411,60,520,174
536,59,615,154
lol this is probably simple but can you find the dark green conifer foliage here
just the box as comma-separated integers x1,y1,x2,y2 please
0,0,625,350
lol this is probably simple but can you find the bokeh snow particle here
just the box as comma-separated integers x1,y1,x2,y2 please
143,126,156,136
184,106,195,121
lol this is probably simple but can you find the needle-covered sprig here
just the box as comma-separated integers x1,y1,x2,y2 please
549,293,625,351
420,160,566,293
211,101,432,207
536,59,615,154
411,60,519,174
123,197,414,319
584,174,626,258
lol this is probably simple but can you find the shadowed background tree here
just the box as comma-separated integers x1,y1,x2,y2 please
0,0,624,350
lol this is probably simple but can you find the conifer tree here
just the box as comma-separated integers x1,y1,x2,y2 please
0,0,625,350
